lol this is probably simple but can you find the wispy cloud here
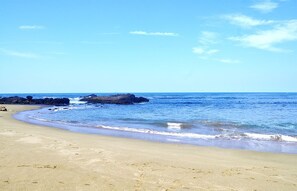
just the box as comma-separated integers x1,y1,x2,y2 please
19,25,45,30
129,31,178,36
193,31,220,56
0,49,40,59
223,14,274,28
250,0,278,13
229,20,297,51
198,31,219,45
193,31,239,63
192,47,219,55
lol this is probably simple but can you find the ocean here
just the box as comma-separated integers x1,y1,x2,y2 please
4,93,297,154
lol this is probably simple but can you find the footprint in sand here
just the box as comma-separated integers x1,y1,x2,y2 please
221,168,242,176
17,165,30,167
17,164,57,169
34,164,57,169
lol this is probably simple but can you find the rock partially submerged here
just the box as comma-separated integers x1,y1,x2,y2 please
0,96,70,106
0,94,148,106
80,94,149,104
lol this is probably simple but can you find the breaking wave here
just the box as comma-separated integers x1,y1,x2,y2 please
98,125,297,143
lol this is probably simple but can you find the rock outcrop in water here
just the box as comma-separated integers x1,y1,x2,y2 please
0,96,70,106
80,94,149,104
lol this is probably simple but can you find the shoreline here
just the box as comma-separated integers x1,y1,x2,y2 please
1,104,297,190
13,104,297,154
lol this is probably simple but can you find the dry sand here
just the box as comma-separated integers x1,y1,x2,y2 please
0,104,296,191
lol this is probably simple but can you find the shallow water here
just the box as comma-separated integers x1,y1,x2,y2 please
6,92,297,153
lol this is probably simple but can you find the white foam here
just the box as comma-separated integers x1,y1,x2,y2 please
244,133,297,142
53,107,69,112
99,125,297,143
30,117,49,122
167,122,183,130
69,97,87,104
100,125,216,139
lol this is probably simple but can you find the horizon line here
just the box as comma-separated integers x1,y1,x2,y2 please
1,91,297,94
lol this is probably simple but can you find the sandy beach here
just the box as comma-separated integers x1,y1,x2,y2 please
0,105,296,190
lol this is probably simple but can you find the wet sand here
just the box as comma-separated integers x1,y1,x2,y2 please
0,104,297,190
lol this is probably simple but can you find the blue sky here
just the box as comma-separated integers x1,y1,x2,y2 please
0,0,296,93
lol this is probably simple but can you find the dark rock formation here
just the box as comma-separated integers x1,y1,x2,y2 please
26,96,33,101
85,94,97,98
0,96,70,106
0,106,7,111
80,94,149,104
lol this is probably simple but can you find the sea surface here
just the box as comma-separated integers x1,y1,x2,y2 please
3,93,297,154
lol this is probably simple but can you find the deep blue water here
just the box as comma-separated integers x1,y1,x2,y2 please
3,93,297,153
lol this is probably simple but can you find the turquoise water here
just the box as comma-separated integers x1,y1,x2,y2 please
7,93,297,153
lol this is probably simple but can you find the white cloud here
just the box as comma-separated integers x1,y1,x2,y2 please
250,0,278,13
193,31,240,64
193,31,219,56
229,20,297,51
192,47,219,55
223,14,274,28
0,49,40,58
19,25,45,30
192,48,240,63
129,31,178,36
198,31,219,45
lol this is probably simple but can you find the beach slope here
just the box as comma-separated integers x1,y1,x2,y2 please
0,105,296,190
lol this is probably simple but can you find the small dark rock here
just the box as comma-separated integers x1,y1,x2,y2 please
26,96,33,101
0,106,7,111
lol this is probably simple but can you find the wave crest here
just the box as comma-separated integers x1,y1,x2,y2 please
98,125,297,143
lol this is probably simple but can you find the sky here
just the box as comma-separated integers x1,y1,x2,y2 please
0,0,297,93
